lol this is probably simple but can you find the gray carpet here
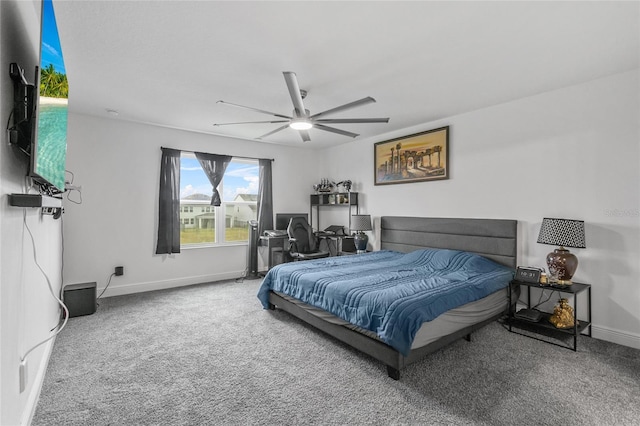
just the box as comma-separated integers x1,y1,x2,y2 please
33,279,640,425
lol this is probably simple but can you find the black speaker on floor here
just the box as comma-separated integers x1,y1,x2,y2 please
63,282,97,318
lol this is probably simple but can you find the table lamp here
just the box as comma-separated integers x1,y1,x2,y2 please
536,218,586,285
351,214,372,254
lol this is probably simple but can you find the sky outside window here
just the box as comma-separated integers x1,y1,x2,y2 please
180,156,259,200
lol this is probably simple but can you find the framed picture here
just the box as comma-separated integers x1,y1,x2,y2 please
374,126,449,185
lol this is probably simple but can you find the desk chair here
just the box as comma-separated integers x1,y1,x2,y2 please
287,217,330,261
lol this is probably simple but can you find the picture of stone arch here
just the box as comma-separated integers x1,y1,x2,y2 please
374,126,449,185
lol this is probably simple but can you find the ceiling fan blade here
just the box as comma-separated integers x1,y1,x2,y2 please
310,97,376,119
314,124,359,138
299,130,311,142
283,72,307,117
314,118,390,124
256,124,290,140
217,100,291,120
213,120,289,127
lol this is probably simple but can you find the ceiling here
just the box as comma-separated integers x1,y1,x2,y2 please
53,1,639,148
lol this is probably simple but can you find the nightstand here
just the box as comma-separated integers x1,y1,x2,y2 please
507,280,592,351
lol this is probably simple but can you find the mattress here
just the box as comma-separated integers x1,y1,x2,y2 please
275,286,509,350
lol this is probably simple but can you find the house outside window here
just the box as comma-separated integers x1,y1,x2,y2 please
179,153,259,246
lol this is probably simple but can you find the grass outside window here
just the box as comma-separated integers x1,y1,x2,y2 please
181,227,249,244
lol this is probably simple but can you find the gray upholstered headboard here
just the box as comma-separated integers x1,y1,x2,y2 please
380,216,517,268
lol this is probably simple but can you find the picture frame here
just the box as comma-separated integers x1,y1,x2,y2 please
374,126,449,185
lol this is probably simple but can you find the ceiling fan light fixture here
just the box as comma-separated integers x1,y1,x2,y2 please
216,72,389,142
289,119,313,130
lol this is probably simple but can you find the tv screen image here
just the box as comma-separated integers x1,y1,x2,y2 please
33,98,67,191
32,0,68,193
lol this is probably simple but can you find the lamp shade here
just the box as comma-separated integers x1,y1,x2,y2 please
537,218,585,284
351,214,372,232
537,218,586,248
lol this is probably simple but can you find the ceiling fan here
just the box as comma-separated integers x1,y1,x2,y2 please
213,71,390,142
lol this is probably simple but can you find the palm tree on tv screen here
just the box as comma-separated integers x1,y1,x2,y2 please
40,63,68,98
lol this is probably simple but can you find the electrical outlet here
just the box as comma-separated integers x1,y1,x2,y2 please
115,266,124,276
19,360,27,393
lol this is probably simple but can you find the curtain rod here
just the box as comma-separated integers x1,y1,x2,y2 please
161,146,274,162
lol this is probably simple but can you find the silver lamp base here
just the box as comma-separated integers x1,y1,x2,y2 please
353,232,368,254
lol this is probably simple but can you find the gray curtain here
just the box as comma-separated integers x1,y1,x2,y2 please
156,148,181,254
195,152,232,206
256,159,273,235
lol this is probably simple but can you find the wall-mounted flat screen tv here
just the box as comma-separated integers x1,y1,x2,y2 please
31,0,68,194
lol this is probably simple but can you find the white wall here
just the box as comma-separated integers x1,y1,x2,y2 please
1,1,65,425
62,114,319,297
320,71,640,349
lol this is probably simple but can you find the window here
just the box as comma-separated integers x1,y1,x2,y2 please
179,153,259,246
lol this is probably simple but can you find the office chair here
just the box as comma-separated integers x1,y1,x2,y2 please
286,217,330,261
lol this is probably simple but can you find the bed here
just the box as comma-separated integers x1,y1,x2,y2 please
257,216,518,380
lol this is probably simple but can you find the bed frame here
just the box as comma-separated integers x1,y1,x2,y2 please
267,216,518,380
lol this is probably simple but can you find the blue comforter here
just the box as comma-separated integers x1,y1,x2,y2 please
257,249,513,356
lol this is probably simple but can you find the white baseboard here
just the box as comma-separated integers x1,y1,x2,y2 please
99,270,248,298
591,325,640,350
21,336,56,426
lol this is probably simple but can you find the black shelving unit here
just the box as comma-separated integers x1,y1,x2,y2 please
507,280,592,351
309,192,358,232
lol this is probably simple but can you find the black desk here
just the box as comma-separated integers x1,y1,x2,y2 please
259,235,288,271
317,235,355,256
260,235,355,270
